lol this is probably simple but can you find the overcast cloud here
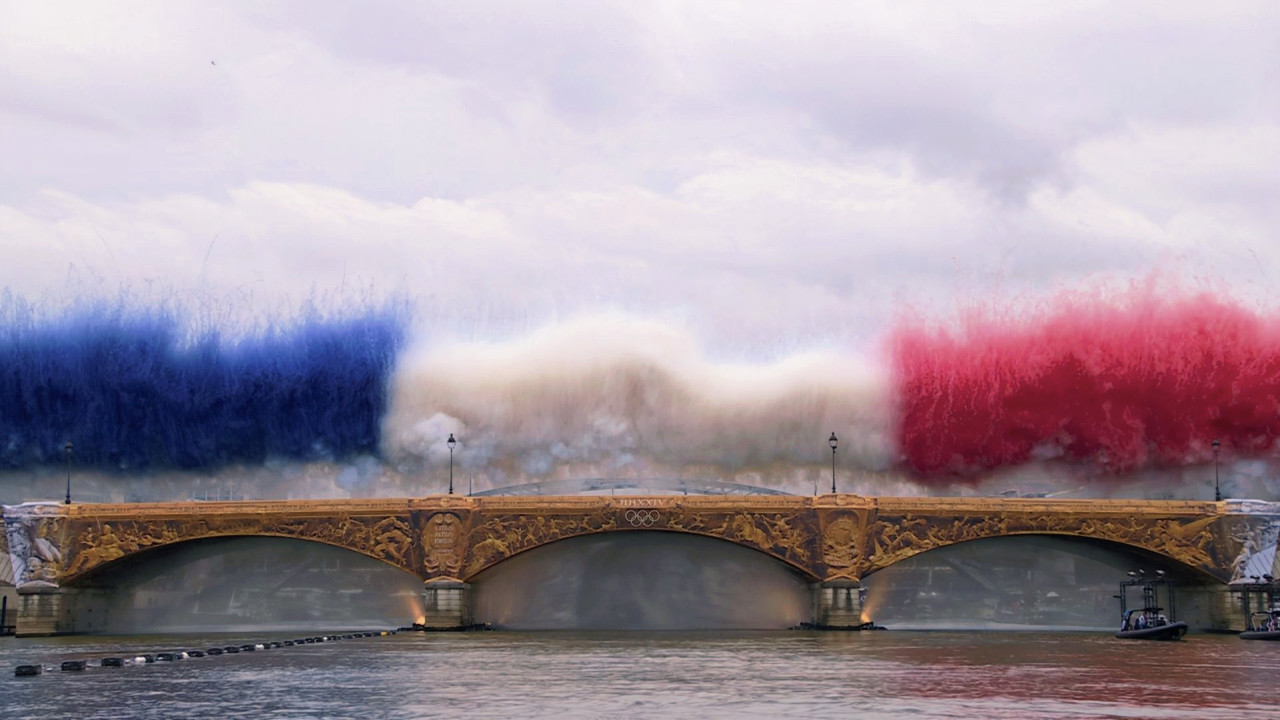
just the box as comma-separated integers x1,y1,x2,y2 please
2,0,1278,354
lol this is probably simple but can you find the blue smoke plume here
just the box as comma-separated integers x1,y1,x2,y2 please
0,295,405,471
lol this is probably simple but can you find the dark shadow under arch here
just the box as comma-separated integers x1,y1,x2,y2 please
464,526,820,582
63,532,413,587
861,534,1217,630
470,530,813,630
866,531,1224,584
64,535,424,634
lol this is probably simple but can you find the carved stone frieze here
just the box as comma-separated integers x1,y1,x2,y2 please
2,495,1270,588
456,499,817,580
1225,516,1280,583
419,511,466,577
818,509,871,579
3,503,68,588
862,509,1236,581
61,510,417,581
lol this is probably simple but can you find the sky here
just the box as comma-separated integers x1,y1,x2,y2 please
1,1,1278,497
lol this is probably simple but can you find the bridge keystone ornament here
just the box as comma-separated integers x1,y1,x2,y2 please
421,512,464,576
624,509,661,527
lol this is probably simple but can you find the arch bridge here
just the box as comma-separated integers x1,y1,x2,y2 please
4,494,1277,635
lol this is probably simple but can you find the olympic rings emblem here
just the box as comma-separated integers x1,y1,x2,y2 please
624,509,660,527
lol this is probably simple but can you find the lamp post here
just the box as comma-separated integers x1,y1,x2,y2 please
64,441,74,505
828,432,838,494
447,433,456,495
1212,437,1221,502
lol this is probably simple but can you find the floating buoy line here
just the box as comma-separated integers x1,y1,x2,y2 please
13,630,397,677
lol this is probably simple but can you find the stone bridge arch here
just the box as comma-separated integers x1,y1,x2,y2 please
436,496,822,581
841,498,1258,584
61,528,418,587
863,530,1223,583
457,518,820,582
54,501,422,586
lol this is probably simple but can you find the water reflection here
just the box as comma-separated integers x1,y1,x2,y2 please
2,631,1277,719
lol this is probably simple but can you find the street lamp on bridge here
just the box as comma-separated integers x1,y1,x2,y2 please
828,432,838,494
447,433,457,495
1212,437,1221,502
64,441,74,505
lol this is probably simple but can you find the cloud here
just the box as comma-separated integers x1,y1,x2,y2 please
0,1,1277,398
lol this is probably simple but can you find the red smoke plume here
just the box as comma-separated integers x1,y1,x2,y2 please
892,290,1280,478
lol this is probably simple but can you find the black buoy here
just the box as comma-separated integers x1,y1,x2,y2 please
223,646,240,654
101,657,124,667
61,660,87,672
206,648,223,656
15,665,43,676
155,653,175,662
239,644,255,652
139,654,155,663
187,650,205,658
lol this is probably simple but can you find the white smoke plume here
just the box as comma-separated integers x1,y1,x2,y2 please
383,314,893,493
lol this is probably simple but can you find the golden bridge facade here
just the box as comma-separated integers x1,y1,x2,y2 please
4,494,1278,635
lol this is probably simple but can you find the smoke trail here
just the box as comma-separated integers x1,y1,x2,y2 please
0,294,405,472
382,314,892,491
892,284,1280,480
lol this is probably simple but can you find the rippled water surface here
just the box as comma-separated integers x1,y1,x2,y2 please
4,630,1278,719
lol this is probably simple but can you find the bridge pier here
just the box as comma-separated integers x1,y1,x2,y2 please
14,586,110,637
420,579,472,629
1175,584,1253,632
811,579,865,629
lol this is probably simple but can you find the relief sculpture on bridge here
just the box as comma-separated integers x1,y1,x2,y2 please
861,509,1233,580
8,496,1270,594
819,511,869,579
716,511,812,568
421,512,465,577
1226,517,1280,583
3,503,67,588
462,505,619,578
61,510,419,581
458,502,815,580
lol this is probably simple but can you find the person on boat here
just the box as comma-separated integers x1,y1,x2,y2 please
1136,612,1148,630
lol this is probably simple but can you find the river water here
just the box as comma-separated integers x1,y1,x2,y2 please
3,630,1277,719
